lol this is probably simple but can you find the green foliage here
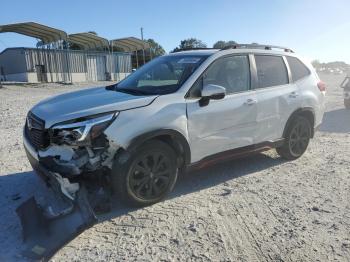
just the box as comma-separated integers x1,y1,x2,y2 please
172,38,207,52
146,39,165,57
311,60,321,68
213,40,237,49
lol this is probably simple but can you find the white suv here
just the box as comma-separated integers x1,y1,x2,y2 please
24,44,325,206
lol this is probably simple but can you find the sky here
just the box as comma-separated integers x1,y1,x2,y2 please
0,0,350,63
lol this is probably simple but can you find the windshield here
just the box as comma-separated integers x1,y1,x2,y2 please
115,54,209,95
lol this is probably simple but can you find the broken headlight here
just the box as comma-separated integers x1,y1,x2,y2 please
51,112,118,145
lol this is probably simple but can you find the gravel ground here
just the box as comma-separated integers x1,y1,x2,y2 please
0,74,349,261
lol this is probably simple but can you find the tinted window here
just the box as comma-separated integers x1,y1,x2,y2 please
255,55,288,88
203,55,250,94
286,56,310,82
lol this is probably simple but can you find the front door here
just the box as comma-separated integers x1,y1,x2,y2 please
186,55,258,163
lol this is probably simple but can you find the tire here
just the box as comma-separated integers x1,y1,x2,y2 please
276,116,312,160
112,140,178,207
345,99,350,109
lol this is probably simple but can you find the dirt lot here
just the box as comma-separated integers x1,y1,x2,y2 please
0,74,349,261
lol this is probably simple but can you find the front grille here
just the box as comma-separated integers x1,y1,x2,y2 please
25,112,50,150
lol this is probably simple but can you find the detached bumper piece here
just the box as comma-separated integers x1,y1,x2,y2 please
16,187,97,261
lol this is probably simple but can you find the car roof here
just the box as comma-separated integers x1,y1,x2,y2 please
168,49,219,56
168,44,296,57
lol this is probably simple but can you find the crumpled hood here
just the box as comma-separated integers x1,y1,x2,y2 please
31,87,158,128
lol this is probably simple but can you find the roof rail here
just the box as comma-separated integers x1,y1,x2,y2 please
171,47,216,53
221,44,294,53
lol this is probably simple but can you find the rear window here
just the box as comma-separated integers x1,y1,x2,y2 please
286,56,310,82
255,55,288,88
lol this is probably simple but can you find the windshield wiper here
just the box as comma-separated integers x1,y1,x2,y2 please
116,88,155,96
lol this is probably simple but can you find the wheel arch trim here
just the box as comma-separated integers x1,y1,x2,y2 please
283,107,316,138
126,129,191,166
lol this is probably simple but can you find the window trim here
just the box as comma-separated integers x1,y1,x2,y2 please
285,55,311,83
252,54,290,90
185,53,253,99
283,56,292,83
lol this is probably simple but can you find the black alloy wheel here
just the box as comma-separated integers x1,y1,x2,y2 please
128,152,173,200
288,119,311,157
277,116,311,160
112,140,178,206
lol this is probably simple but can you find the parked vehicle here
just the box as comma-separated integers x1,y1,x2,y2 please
341,76,350,109
19,44,325,259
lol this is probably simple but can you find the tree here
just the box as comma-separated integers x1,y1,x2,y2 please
213,40,237,49
146,39,165,57
311,60,321,69
172,38,207,52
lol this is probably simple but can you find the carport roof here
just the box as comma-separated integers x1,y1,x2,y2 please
68,33,109,50
0,22,67,44
110,37,150,52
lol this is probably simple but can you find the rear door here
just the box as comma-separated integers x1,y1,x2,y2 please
253,54,300,142
186,54,258,162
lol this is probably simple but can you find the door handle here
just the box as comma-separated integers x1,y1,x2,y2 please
289,91,299,98
244,98,257,105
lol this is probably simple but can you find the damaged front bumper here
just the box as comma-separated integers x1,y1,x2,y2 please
17,137,97,260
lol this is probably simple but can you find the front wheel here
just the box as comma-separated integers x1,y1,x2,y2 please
112,140,178,207
276,116,311,160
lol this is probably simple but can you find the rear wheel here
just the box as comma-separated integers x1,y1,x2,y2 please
112,140,178,206
276,116,311,160
345,99,350,109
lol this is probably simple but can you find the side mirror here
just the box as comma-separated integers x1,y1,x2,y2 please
199,84,226,106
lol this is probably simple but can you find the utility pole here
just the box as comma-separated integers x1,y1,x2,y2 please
140,27,144,40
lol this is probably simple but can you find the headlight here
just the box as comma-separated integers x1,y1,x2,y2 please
51,112,118,145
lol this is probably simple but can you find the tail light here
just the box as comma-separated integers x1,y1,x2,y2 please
317,81,326,92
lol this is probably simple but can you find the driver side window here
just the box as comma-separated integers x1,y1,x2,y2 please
204,55,250,94
187,55,251,98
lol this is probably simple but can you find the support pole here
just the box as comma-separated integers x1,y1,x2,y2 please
149,47,153,60
141,27,145,65
109,42,113,81
135,50,139,68
142,49,146,65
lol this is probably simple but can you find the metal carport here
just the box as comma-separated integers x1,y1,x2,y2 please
0,22,71,82
68,33,109,50
110,37,150,68
0,22,67,44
